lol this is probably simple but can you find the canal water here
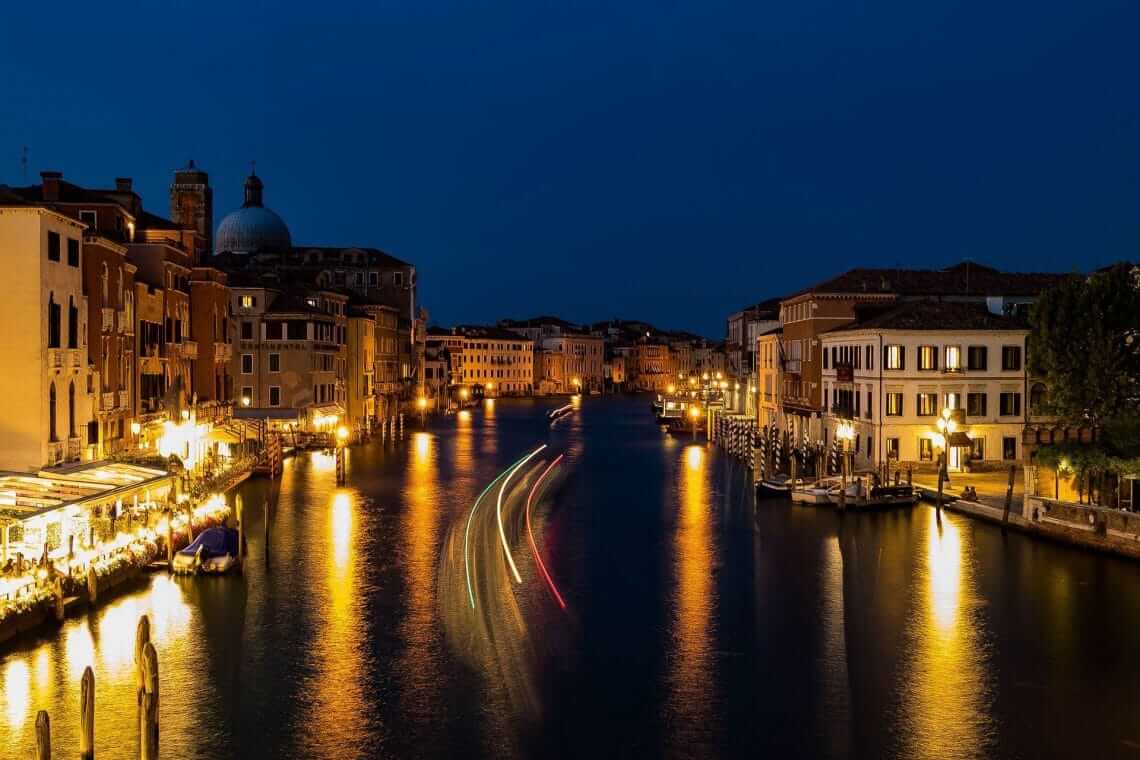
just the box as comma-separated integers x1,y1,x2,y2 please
5,395,1140,759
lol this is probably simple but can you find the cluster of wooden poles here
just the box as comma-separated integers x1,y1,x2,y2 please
31,614,159,760
713,413,761,472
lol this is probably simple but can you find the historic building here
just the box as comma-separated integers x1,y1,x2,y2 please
346,307,377,428
778,263,1069,449
0,202,97,469
500,316,605,393
819,301,1030,472
451,326,534,395
230,282,348,428
756,326,783,428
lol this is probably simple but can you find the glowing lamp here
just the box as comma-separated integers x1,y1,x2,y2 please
688,405,701,420
417,396,428,410
241,396,251,407
336,426,349,443
130,422,142,435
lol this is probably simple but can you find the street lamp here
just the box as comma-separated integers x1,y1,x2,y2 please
688,404,701,439
241,396,251,408
417,395,428,428
835,420,856,507
667,383,676,395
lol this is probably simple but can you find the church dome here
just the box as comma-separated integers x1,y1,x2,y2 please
214,172,292,254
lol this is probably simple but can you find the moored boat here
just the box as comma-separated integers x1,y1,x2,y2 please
172,526,241,575
756,475,792,499
790,480,835,504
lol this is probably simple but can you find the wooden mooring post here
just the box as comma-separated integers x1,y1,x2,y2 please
80,666,94,760
139,641,159,760
35,709,51,760
135,614,150,703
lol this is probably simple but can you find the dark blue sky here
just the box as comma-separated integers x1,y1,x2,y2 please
2,1,1137,336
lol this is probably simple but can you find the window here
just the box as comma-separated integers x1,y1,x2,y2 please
393,271,403,287
241,354,254,374
866,345,873,370
1000,392,1021,416
241,321,254,340
48,294,61,348
886,437,900,459
240,295,256,309
47,231,60,261
866,435,872,458
68,382,76,438
269,353,280,373
884,345,904,370
66,238,79,267
67,297,78,349
823,348,829,369
916,392,938,416
918,345,938,371
48,382,58,442
1030,383,1047,413
967,392,987,417
1001,345,1022,371
269,386,281,407
944,392,960,410
79,210,97,228
368,272,379,286
919,438,933,462
240,386,253,405
970,437,985,461
1003,436,1017,461
885,392,903,416
944,346,961,371
866,390,873,419
967,346,987,371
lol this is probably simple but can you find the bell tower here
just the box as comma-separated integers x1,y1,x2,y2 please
169,160,214,264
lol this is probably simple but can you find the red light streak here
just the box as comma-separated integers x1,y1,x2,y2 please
525,454,567,609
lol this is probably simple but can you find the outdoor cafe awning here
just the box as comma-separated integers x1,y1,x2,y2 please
948,431,973,448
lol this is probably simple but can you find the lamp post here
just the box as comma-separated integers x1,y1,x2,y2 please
335,425,349,485
689,404,701,440
836,420,855,510
417,395,428,428
934,407,956,512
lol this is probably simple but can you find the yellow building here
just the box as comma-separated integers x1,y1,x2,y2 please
454,325,534,395
346,308,377,428
0,203,97,470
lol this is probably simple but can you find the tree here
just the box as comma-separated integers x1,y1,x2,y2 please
1028,263,1140,433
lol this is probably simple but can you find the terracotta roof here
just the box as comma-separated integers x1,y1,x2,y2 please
833,300,1028,333
454,324,535,342
792,262,1073,299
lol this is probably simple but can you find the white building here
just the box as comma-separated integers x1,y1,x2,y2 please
0,204,97,470
820,301,1028,473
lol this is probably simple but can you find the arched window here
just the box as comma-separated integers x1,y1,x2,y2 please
1030,383,1048,413
48,382,58,442
101,263,109,303
68,381,76,438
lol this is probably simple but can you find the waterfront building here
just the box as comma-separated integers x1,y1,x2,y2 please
779,263,1068,449
451,325,534,395
725,298,780,416
693,342,727,377
756,326,783,428
607,350,630,390
534,348,566,395
0,201,97,470
500,316,604,393
819,301,1029,472
636,341,672,392
346,307,377,428
231,283,348,429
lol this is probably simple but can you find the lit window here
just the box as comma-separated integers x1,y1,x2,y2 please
884,345,904,370
944,346,961,371
917,345,938,371
240,295,255,309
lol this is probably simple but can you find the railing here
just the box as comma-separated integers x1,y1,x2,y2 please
102,391,117,411
67,436,82,461
46,440,65,466
48,349,64,369
102,307,115,333
182,340,198,360
214,343,232,362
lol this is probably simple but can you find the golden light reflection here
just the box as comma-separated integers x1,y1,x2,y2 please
457,409,471,424
900,510,992,758
666,444,716,739
332,492,352,569
311,450,337,472
3,658,30,730
398,425,443,715
64,620,96,680
97,574,191,678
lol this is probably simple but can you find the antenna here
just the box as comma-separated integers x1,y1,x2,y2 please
20,146,28,183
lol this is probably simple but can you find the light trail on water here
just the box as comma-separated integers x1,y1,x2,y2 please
465,451,531,610
498,445,548,584
525,454,567,609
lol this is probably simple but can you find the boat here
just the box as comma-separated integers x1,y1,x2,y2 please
172,526,241,575
790,480,836,505
826,481,918,509
756,475,792,499
548,404,574,422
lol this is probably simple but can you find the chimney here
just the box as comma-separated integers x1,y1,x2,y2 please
115,177,133,193
41,171,62,201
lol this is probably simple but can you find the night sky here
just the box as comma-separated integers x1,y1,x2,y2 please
2,1,1137,337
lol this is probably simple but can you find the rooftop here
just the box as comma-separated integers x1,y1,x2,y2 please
832,300,1029,333
791,262,1073,300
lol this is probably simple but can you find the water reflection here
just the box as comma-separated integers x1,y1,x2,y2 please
665,444,717,754
4,657,30,729
398,432,444,723
900,510,994,758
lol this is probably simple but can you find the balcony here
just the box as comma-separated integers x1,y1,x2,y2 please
101,391,117,411
47,440,65,466
214,342,233,363
47,348,82,371
101,307,115,333
183,340,198,360
67,436,82,461
120,313,134,335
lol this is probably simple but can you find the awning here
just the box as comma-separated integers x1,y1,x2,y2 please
948,431,973,448
208,428,241,444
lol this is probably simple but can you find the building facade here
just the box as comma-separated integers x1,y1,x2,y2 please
0,205,96,470
819,301,1029,472
453,326,534,395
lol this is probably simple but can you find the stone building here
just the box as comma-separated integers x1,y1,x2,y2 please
452,325,534,395
820,301,1030,472
0,202,97,469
